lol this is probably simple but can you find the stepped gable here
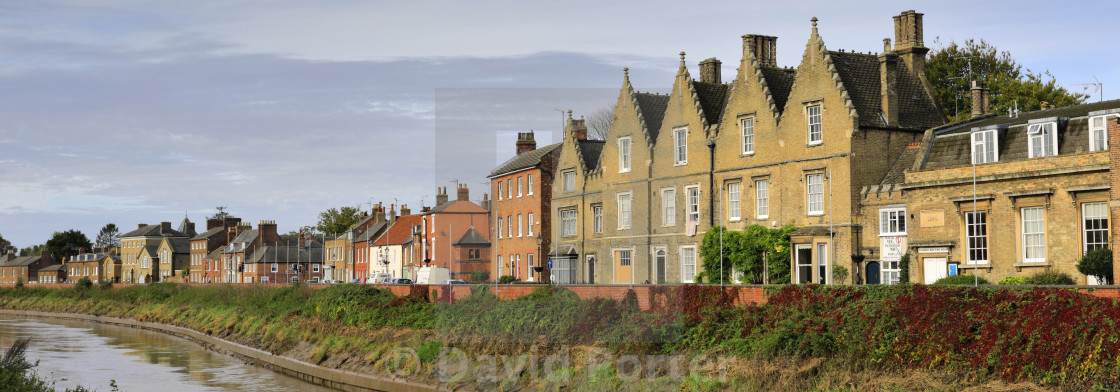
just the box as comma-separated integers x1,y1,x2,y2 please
691,80,730,129
577,140,605,172
828,50,942,130
758,66,795,116
633,92,669,143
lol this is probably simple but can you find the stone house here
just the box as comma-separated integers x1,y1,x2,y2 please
65,252,120,284
552,10,943,285
488,131,560,282
884,100,1119,284
119,221,192,283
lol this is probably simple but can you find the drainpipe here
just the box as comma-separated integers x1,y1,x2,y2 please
707,140,716,226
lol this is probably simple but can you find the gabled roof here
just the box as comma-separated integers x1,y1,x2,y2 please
827,51,943,130
166,238,190,253
488,143,562,178
356,222,388,242
1,255,48,267
879,144,923,185
190,227,225,241
691,80,730,127
758,66,795,115
246,246,323,264
222,230,259,253
453,228,490,246
38,264,63,272
577,140,605,172
203,248,222,261
371,214,423,247
120,224,188,239
634,93,669,142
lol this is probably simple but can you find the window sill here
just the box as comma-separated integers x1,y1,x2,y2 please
807,212,824,216
807,142,823,147
1014,262,1050,268
757,215,769,220
728,218,741,222
958,264,992,270
674,162,688,167
741,152,754,157
879,233,907,237
619,170,631,174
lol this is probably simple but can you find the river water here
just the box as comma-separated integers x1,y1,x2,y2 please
0,315,338,391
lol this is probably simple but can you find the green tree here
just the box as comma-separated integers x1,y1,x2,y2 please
208,206,232,220
0,233,13,255
699,226,740,284
19,245,42,257
95,223,120,251
44,229,92,261
926,38,1088,122
700,224,796,284
1077,247,1112,285
316,206,361,236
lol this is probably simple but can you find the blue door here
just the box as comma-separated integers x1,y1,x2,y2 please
865,262,881,285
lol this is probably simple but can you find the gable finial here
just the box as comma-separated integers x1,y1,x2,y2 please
567,109,572,120
883,38,891,52
679,51,686,63
623,67,629,77
811,17,818,35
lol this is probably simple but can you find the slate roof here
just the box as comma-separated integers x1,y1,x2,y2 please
190,227,225,241
203,248,222,261
356,222,387,242
880,145,922,185
634,92,669,141
371,215,423,247
38,264,63,272
922,99,1120,170
488,143,562,178
828,51,943,130
120,224,189,238
167,238,191,253
453,228,490,246
177,217,197,237
223,230,259,253
2,256,47,267
577,140,605,172
692,81,730,126
246,246,323,264
758,66,795,114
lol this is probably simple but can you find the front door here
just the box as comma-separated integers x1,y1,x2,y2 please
865,262,881,285
923,257,947,284
614,250,632,284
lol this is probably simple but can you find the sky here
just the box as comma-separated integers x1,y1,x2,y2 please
0,0,1117,248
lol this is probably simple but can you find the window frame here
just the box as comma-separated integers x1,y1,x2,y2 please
878,206,907,236
1027,122,1058,158
562,171,575,192
527,174,534,195
685,186,700,223
1089,116,1110,152
965,210,988,265
527,213,534,237
561,209,578,237
497,181,503,200
661,188,676,227
680,246,696,283
741,117,754,155
1081,201,1109,253
971,129,998,164
618,137,632,173
1020,206,1046,263
806,173,824,216
807,104,822,145
755,179,769,219
517,177,523,197
517,214,523,237
727,182,741,222
592,205,603,233
673,127,688,165
497,217,503,238
617,192,632,230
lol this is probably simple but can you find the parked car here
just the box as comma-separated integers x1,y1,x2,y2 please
351,278,364,284
391,278,413,284
325,279,344,284
441,279,467,285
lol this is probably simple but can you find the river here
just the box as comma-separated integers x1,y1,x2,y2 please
0,315,338,391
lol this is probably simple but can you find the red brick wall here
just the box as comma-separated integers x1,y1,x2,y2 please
1110,117,1120,283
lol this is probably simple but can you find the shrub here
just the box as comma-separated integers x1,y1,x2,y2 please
898,254,911,283
998,276,1030,285
1027,271,1075,285
99,280,113,290
831,265,849,285
498,275,518,284
75,277,92,290
470,271,490,282
932,274,990,285
14,277,23,289
1077,247,1112,285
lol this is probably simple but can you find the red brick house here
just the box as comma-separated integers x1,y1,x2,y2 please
0,254,56,285
189,217,242,283
487,131,560,282
420,186,491,280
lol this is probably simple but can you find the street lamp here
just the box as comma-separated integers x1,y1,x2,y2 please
533,235,544,283
851,212,865,285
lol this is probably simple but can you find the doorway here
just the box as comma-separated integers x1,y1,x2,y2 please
923,257,947,284
587,256,596,284
865,262,880,285
655,249,666,284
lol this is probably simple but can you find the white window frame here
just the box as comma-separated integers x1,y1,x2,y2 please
497,181,503,200
878,206,906,236
497,217,503,238
527,174,534,195
507,215,513,239
965,210,988,265
507,179,512,199
807,105,822,144
617,192,632,229
882,260,901,285
592,205,602,233
617,249,631,267
755,179,769,219
517,214,523,237
680,246,696,283
685,186,700,223
673,127,688,165
618,137,631,173
527,213,534,237
313,264,320,273
806,173,824,216
1089,116,1110,152
661,188,676,226
561,209,577,236
1082,201,1109,253
741,117,754,154
971,129,998,164
563,171,575,192
816,242,829,285
727,182,741,222
517,177,523,197
1021,206,1046,263
1027,122,1058,158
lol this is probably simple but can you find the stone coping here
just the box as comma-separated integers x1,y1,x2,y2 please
0,310,437,392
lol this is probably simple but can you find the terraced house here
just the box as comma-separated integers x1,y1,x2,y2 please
553,10,944,284
119,220,192,283
65,252,120,284
488,131,560,282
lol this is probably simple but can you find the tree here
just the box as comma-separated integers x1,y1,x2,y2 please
926,38,1088,122
316,206,360,236
699,223,796,284
1077,247,1113,285
0,233,13,255
95,223,120,251
585,104,616,140
44,230,92,261
208,206,232,220
19,245,42,257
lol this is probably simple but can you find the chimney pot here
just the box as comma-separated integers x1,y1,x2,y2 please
970,81,989,118
516,130,537,154
457,185,469,201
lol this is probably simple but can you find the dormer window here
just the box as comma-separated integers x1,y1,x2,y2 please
971,129,998,164
1089,115,1110,152
1027,122,1057,158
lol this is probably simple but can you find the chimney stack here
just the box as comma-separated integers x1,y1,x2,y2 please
138,223,147,230
436,187,449,205
892,10,928,80
389,204,396,224
742,35,778,67
698,57,722,84
879,38,899,127
481,193,490,211
516,131,537,155
257,220,279,246
160,221,172,234
457,184,470,201
567,110,587,140
401,204,411,216
970,81,990,118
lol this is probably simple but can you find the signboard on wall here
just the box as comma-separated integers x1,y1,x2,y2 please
920,210,945,227
881,236,907,262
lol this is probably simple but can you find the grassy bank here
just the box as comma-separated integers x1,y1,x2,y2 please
0,283,1116,390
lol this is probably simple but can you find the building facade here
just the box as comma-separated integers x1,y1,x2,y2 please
488,131,559,282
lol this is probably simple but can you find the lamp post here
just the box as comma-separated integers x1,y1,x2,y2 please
533,235,543,283
851,212,865,285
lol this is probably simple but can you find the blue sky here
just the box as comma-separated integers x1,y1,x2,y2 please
0,0,1116,248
